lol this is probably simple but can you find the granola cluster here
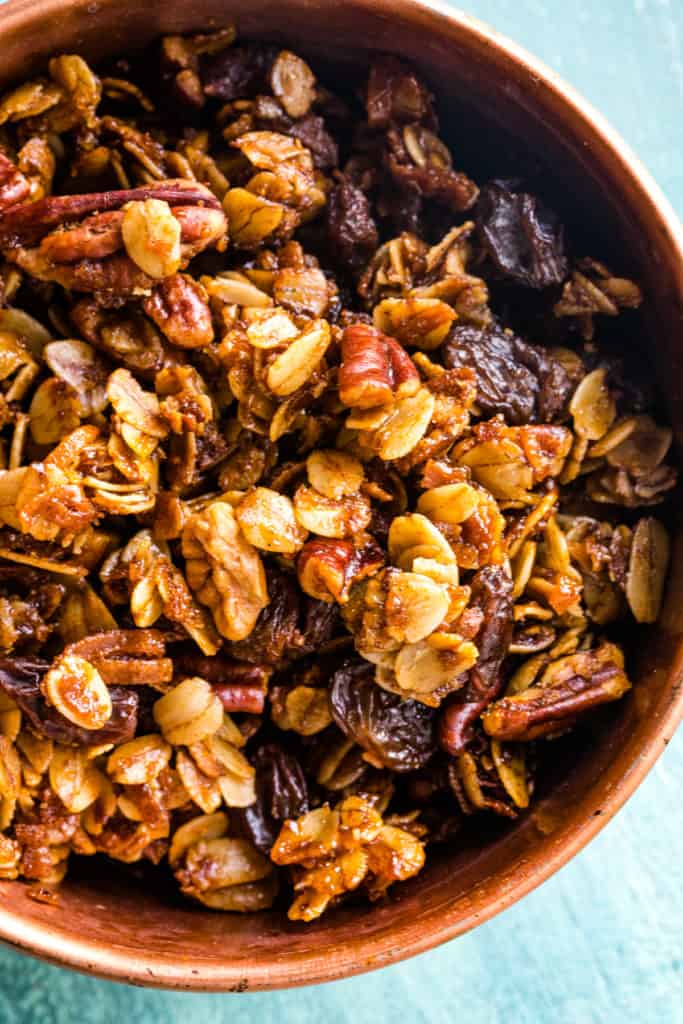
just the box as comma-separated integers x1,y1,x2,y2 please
0,28,675,921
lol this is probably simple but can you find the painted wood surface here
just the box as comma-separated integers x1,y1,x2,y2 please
0,2,681,1020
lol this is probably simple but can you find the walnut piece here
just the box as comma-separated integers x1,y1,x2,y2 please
182,501,269,641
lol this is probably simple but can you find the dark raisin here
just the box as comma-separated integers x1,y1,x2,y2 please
476,180,568,288
234,743,308,854
297,598,342,655
385,126,479,212
365,57,435,128
290,115,339,171
200,44,277,101
441,322,571,424
230,568,300,666
326,176,378,274
330,659,436,772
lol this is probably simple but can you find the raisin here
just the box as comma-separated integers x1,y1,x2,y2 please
385,126,479,212
476,180,568,288
290,115,338,171
365,57,435,128
441,322,571,424
330,659,436,772
234,743,308,854
326,177,378,274
230,568,301,666
200,44,277,101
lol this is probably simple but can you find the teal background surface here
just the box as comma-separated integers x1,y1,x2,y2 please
1,2,682,1021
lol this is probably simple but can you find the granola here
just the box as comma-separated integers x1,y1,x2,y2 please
0,25,674,922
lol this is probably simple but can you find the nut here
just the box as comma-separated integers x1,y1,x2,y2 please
339,324,420,409
182,501,269,641
298,537,384,603
482,642,631,741
143,274,214,348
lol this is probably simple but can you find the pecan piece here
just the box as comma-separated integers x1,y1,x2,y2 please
297,537,385,603
0,153,30,214
338,324,420,409
1,180,226,295
143,274,214,348
481,642,631,741
173,652,268,713
182,501,269,642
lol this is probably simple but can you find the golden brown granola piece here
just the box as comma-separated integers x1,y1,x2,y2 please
270,796,424,920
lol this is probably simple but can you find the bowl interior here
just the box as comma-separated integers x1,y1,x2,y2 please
0,0,682,991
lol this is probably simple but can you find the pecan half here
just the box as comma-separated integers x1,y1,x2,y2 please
297,537,385,603
0,180,226,294
481,643,631,741
338,324,420,409
143,273,214,348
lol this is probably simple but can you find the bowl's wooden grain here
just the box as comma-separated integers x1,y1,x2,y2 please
0,0,681,991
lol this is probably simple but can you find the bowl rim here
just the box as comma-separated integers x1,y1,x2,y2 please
0,0,682,992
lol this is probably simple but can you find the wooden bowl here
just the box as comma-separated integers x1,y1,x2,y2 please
0,0,682,992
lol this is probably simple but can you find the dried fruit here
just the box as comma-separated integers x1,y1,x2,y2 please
330,660,436,771
476,181,567,288
442,323,571,424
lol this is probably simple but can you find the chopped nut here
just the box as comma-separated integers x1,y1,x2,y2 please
339,324,420,409
482,643,631,741
182,501,269,641
298,537,384,603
